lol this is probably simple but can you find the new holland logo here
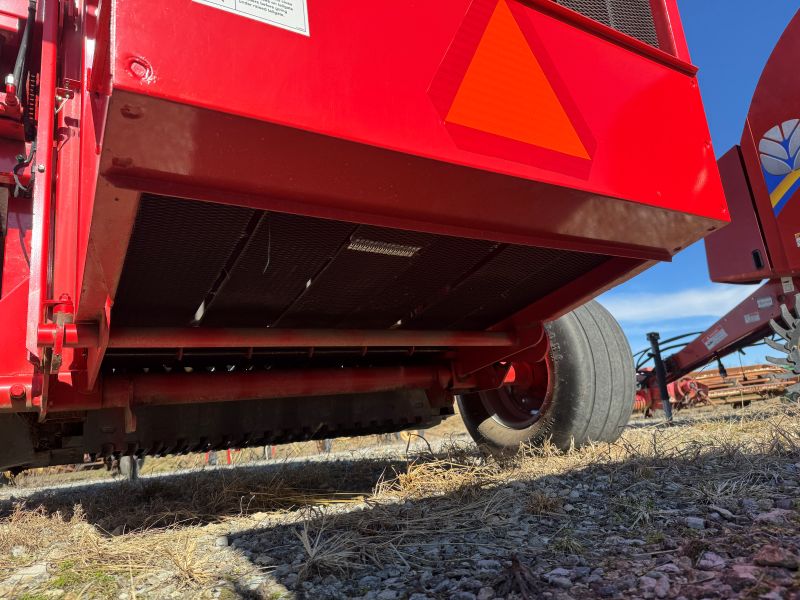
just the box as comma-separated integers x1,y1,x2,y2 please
428,0,595,176
760,119,800,214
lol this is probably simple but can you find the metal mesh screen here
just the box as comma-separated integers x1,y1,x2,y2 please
113,195,611,332
553,0,660,48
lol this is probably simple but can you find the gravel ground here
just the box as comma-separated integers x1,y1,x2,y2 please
1,401,799,599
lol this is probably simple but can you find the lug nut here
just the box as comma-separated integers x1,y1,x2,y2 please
9,384,26,400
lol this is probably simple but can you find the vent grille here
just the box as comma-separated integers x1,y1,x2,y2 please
553,0,660,48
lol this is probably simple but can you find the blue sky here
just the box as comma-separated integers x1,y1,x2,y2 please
599,1,800,365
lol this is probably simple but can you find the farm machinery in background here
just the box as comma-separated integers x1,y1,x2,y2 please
638,10,800,419
634,364,798,414
0,0,728,474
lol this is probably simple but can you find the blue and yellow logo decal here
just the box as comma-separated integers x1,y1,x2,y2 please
760,119,800,214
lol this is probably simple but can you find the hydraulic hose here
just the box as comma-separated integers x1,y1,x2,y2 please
11,0,37,91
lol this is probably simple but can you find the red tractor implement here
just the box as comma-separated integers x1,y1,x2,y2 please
640,11,800,413
0,0,727,472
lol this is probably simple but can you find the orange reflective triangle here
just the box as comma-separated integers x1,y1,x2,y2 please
445,0,589,159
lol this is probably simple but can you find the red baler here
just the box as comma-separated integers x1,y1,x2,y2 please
0,0,726,471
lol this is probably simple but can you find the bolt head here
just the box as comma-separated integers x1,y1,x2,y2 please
36,164,45,173
9,384,26,400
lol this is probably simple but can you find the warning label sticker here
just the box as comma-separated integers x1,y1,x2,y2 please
194,0,309,36
744,312,760,324
756,297,774,309
702,326,728,351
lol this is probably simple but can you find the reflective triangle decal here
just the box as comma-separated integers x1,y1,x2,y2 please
445,0,589,160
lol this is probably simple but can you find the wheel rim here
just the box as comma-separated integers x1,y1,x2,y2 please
481,356,553,430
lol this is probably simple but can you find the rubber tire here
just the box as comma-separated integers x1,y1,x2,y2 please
119,455,144,480
458,300,634,452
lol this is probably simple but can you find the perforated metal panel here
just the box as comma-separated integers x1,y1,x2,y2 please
554,0,659,48
113,195,610,332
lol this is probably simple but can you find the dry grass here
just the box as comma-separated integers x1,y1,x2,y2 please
281,401,800,575
0,504,215,597
1,400,799,597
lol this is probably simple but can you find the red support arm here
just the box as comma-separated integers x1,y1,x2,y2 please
663,278,795,381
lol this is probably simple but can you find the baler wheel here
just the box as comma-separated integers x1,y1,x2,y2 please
457,301,634,453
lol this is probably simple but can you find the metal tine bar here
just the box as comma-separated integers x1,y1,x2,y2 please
764,337,788,353
781,303,796,327
770,319,791,341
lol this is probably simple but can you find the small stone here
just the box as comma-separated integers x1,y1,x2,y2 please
546,568,572,578
709,505,735,520
5,562,48,585
598,584,616,597
433,579,453,593
563,504,575,512
574,566,592,578
639,575,658,592
755,509,792,524
477,588,495,600
655,563,681,574
214,535,229,547
476,559,501,570
741,498,759,513
359,575,382,588
685,516,705,530
653,577,670,598
754,544,799,570
409,594,431,600
725,564,760,591
775,498,794,509
376,591,398,600
548,576,572,589
10,546,25,557
697,551,726,570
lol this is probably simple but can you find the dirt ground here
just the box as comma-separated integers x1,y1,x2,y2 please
1,400,799,599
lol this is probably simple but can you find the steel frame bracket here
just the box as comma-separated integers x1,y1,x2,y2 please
454,323,546,380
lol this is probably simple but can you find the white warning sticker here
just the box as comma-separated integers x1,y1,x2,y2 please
756,297,774,309
744,312,760,324
194,0,309,36
702,326,727,351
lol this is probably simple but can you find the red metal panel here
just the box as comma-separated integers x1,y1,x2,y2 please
1,196,31,295
736,12,800,278
705,147,772,284
656,0,691,63
0,0,28,39
106,0,726,222
24,0,57,357
101,367,457,408
36,325,516,350
0,278,33,376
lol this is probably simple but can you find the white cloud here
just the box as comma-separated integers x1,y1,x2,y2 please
601,284,761,323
